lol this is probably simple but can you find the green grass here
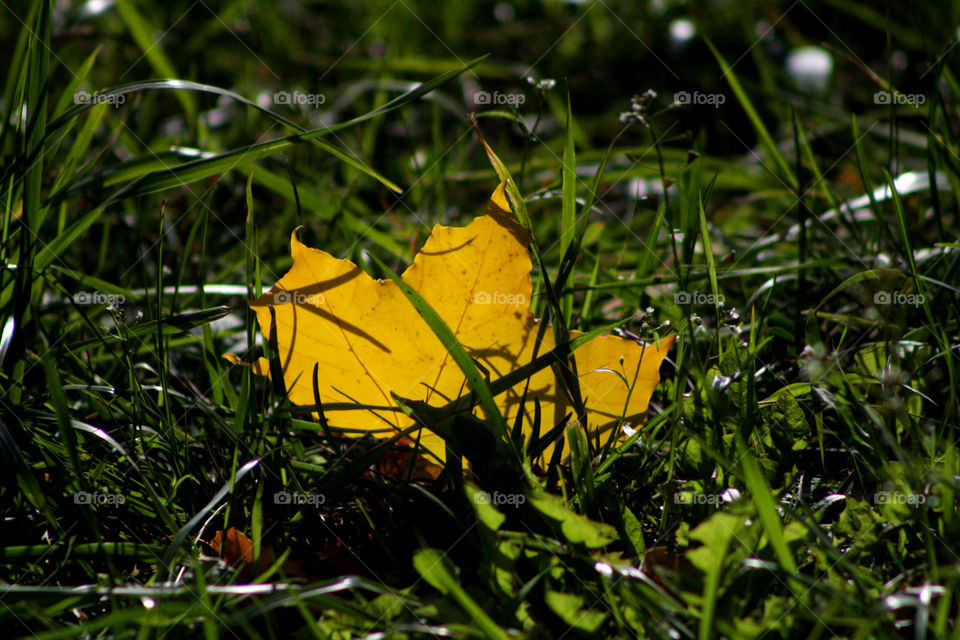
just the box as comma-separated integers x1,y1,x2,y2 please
1,0,959,638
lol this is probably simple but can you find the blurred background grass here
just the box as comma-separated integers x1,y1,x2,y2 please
2,0,949,320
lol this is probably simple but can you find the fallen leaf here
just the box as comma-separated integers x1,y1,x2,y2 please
208,527,309,580
228,183,673,461
209,527,257,568
371,436,444,481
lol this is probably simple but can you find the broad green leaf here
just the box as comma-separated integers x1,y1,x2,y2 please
465,482,506,531
545,590,606,632
686,512,750,640
529,491,617,548
413,548,509,640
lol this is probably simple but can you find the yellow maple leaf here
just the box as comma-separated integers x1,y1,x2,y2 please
228,183,674,461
